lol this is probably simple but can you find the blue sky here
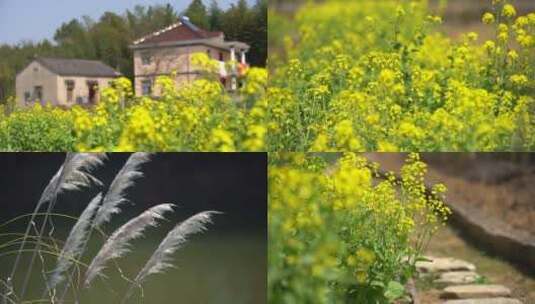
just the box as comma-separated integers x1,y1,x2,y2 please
0,0,254,45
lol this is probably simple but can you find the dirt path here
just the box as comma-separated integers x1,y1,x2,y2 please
363,153,535,303
416,225,535,303
365,153,535,239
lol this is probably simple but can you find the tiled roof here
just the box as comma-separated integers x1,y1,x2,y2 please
36,57,121,77
133,16,223,46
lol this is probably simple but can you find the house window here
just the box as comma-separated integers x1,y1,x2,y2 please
33,86,42,101
87,81,98,104
24,92,31,102
65,80,75,103
141,80,152,96
141,52,152,65
218,52,224,61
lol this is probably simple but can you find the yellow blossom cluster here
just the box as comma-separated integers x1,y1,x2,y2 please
0,103,75,150
268,153,450,303
268,0,535,151
0,65,267,151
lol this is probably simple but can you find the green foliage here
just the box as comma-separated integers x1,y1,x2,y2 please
184,0,209,29
208,0,224,30
474,275,488,284
268,153,451,303
0,104,75,151
384,281,405,302
222,0,268,67
268,0,535,151
0,0,267,102
0,69,267,151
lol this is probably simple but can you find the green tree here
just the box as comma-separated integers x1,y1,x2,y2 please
54,19,94,58
208,0,223,31
183,0,209,29
126,4,177,39
220,0,267,66
0,1,266,104
91,12,131,77
250,0,267,66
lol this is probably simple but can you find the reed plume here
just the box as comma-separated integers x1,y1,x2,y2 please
10,153,106,300
122,211,220,303
93,153,152,228
57,152,152,302
1,153,221,304
46,192,103,293
84,203,175,288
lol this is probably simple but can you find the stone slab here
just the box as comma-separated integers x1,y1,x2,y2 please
441,285,512,299
416,256,477,273
443,298,522,304
434,271,480,286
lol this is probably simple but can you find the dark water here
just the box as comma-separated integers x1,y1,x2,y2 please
1,232,266,304
0,152,267,303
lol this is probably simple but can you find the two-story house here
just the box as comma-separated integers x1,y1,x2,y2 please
131,16,250,96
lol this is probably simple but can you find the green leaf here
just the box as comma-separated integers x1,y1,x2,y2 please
384,281,405,301
415,256,432,262
370,280,385,288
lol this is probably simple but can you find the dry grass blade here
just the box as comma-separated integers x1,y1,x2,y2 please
8,154,73,286
46,193,103,292
93,153,152,229
121,210,220,303
58,153,152,303
84,203,175,288
14,153,106,300
57,153,107,193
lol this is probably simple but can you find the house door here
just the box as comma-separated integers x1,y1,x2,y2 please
87,81,98,104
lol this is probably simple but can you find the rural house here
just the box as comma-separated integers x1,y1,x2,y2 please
16,57,121,107
131,16,250,96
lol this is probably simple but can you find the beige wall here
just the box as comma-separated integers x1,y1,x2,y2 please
133,44,231,96
134,45,230,76
15,61,116,107
135,74,202,97
56,76,115,107
16,61,58,107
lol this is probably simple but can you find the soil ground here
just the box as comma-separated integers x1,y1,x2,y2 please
365,153,535,237
418,225,535,303
365,153,535,304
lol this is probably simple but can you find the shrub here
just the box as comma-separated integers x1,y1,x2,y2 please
0,104,75,151
268,153,451,303
0,66,267,151
268,0,535,151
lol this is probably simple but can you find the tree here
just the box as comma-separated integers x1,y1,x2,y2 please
163,3,177,24
91,12,131,75
0,1,267,104
250,0,267,66
208,0,223,31
127,4,177,39
220,0,269,66
54,19,94,58
183,0,209,29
